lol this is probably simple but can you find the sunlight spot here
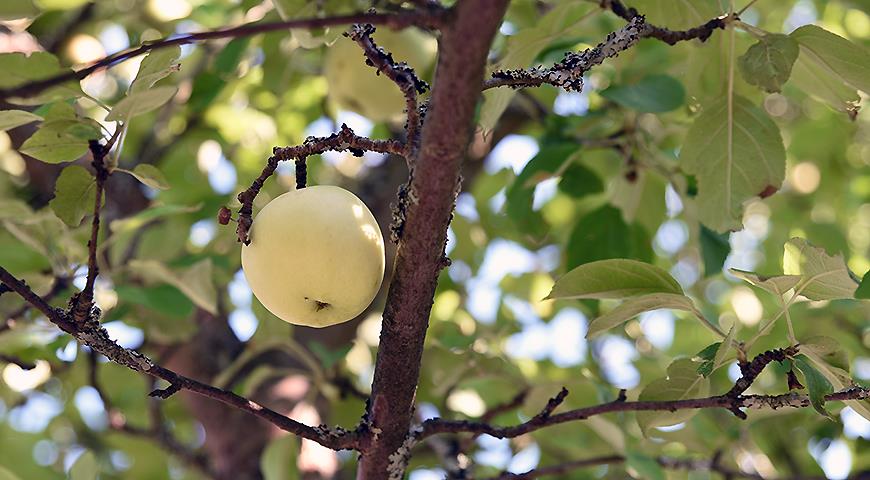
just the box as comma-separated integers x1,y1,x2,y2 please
3,360,51,392
790,162,821,194
731,287,763,326
447,390,486,417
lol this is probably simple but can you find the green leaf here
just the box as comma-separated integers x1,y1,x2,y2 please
547,259,683,300
680,95,785,232
801,350,870,423
637,358,710,435
789,49,859,114
114,284,194,318
0,109,42,131
0,52,83,105
130,46,181,93
793,354,834,417
49,165,96,226
106,86,177,121
128,258,218,314
566,205,652,269
19,103,100,163
558,162,602,198
0,0,39,20
790,25,870,95
506,143,580,239
586,293,695,338
738,34,799,93
117,164,170,190
479,2,596,131
695,342,721,377
600,74,685,113
713,323,738,372
783,238,858,300
0,464,24,480
699,226,729,277
626,450,666,480
69,451,98,480
728,269,801,296
261,435,300,480
856,270,870,300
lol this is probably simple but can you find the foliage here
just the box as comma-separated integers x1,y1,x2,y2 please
0,0,868,479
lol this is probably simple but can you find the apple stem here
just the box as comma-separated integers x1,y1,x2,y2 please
295,157,307,189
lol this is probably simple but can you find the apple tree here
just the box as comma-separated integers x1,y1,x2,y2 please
0,0,869,479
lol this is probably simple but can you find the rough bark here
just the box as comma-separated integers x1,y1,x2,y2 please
356,1,509,478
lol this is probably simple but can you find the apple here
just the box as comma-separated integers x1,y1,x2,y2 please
324,28,436,122
241,186,385,328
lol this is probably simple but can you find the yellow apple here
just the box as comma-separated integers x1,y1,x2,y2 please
324,28,436,123
241,186,385,328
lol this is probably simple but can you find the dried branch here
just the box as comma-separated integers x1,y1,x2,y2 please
0,266,360,451
419,347,869,440
235,124,403,244
0,9,447,102
603,0,729,45
483,16,646,91
347,24,429,155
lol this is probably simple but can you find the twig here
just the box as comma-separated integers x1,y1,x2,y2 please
0,266,360,451
603,0,730,45
347,24,429,156
235,124,403,244
419,345,868,440
0,9,446,102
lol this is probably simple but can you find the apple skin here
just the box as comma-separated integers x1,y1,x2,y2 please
324,28,436,122
241,186,385,328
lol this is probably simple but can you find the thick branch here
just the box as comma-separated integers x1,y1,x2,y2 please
0,10,446,102
234,124,403,244
356,1,509,478
0,267,359,451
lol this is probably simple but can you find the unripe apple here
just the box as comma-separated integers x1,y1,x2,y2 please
241,186,385,328
324,28,436,123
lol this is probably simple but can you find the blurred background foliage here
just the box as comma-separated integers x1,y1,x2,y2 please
0,0,868,479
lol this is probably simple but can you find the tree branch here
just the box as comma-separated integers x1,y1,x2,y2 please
356,1,509,478
234,124,404,244
419,347,869,440
0,9,446,102
603,0,729,45
347,24,429,156
0,266,360,451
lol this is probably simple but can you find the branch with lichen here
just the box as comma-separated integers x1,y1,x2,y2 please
0,266,361,451
418,346,869,440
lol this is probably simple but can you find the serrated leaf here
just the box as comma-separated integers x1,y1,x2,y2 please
680,95,785,232
637,358,710,435
130,46,181,93
547,259,683,300
0,52,83,105
790,25,870,95
587,293,695,338
700,226,729,277
0,0,39,20
738,34,799,93
789,49,860,114
69,451,98,480
261,435,300,480
566,205,652,270
128,259,217,314
626,450,666,480
19,103,100,163
793,354,834,417
600,74,685,113
783,238,858,300
856,271,870,300
0,109,42,131
479,3,596,131
729,269,801,296
106,86,177,121
49,165,96,226
117,164,169,190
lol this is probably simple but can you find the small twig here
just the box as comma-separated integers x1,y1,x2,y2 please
603,0,730,45
294,157,308,190
235,124,403,244
347,24,429,156
0,9,447,102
